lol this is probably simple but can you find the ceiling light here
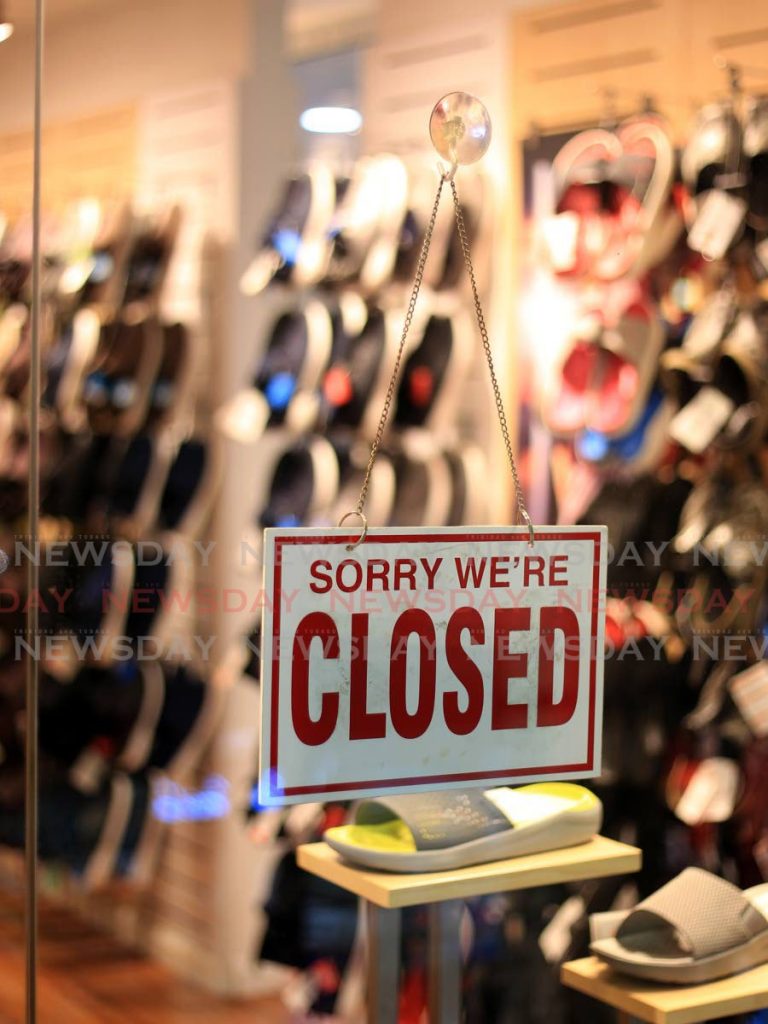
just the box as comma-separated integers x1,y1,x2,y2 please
0,1,13,42
299,106,362,134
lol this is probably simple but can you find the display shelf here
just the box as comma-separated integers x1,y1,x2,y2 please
561,956,768,1024
297,835,642,909
299,836,641,1024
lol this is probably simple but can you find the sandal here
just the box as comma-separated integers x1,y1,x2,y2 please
241,164,337,295
217,301,333,443
546,119,677,280
324,783,602,873
591,867,768,984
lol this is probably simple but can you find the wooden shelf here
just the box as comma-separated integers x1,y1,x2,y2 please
562,957,768,1024
297,836,641,910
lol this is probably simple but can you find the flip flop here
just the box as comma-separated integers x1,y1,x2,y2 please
258,435,340,528
388,445,453,527
322,156,408,291
547,120,677,280
157,435,222,538
323,783,602,873
591,867,768,984
241,164,337,295
217,301,333,443
328,448,396,529
83,316,165,437
444,443,488,525
122,206,181,312
394,310,473,432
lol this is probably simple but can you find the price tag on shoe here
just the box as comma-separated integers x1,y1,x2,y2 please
687,190,747,261
668,386,735,453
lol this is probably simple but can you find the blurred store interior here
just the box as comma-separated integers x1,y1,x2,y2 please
3,0,768,1021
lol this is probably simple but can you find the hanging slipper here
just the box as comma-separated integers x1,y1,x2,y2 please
576,388,672,474
328,447,396,529
121,206,181,312
587,306,664,438
323,783,602,873
591,867,768,984
544,129,623,278
322,306,405,436
606,117,680,280
144,321,197,433
545,119,677,280
156,435,222,539
659,287,737,409
57,200,133,316
745,96,768,280
322,156,409,293
710,306,768,451
682,103,747,261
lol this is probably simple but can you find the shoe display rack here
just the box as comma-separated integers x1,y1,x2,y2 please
562,957,768,1024
299,836,641,1023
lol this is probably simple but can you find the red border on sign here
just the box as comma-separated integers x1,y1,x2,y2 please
268,531,602,798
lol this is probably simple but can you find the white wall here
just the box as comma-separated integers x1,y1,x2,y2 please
0,0,249,132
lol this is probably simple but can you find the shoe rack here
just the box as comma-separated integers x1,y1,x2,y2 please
0,37,248,1006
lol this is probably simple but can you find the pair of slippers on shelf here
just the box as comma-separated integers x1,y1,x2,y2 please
321,156,485,295
541,117,681,282
44,430,220,542
218,301,475,445
240,156,487,297
682,97,768,262
661,291,768,453
253,433,488,533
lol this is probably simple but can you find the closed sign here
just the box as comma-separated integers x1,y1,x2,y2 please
259,526,607,805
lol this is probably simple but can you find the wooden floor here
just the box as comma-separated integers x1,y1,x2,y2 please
0,886,291,1024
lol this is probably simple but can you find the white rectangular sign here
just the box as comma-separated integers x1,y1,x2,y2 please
259,526,607,806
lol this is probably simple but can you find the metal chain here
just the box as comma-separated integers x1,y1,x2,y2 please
352,175,445,515
342,170,534,545
449,178,533,537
